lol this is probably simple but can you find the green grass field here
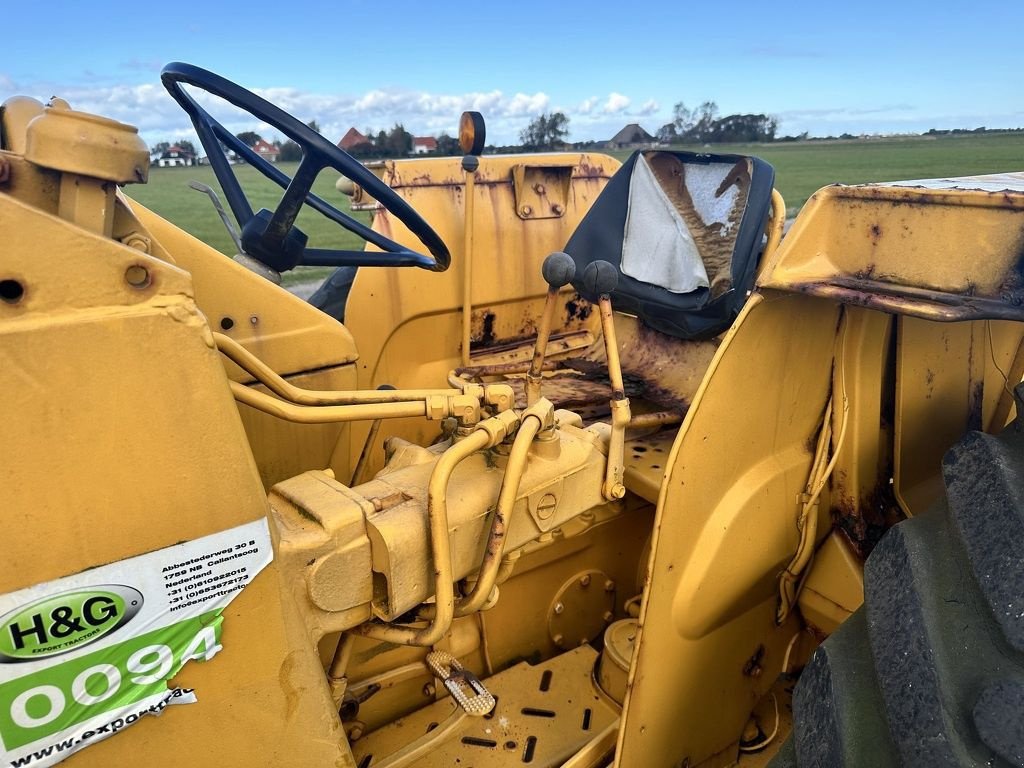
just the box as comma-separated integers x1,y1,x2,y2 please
129,132,1024,284
606,132,1024,215
127,163,367,286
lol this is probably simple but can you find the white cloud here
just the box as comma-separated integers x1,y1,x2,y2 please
603,93,631,114
578,96,599,115
638,99,659,116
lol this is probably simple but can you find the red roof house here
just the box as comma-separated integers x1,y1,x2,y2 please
250,138,280,163
412,136,438,155
338,127,372,151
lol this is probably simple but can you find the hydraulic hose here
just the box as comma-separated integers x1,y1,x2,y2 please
353,412,517,646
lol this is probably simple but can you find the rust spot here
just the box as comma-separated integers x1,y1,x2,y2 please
831,482,904,559
967,380,984,432
565,293,593,323
742,645,765,677
870,224,882,239
854,263,876,280
476,311,497,348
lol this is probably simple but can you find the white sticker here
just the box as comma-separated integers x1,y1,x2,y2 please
0,518,272,767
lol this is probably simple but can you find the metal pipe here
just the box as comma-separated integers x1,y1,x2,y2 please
327,632,355,708
457,406,544,613
230,381,426,423
418,401,548,621
526,286,561,405
461,163,477,367
216,332,461,405
351,417,384,485
353,416,514,647
598,295,630,500
628,411,684,429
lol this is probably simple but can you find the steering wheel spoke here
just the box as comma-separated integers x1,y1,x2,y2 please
161,62,450,273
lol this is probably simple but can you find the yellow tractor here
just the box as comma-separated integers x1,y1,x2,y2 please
2,62,1023,768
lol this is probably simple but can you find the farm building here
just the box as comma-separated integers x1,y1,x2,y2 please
412,136,438,154
251,138,280,163
606,124,655,150
338,127,372,152
154,144,196,167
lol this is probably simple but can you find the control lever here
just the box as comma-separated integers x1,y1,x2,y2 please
526,252,576,406
582,261,631,500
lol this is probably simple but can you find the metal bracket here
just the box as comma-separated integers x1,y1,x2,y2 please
426,651,495,716
511,164,573,220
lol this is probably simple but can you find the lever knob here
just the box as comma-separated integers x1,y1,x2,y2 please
582,260,619,297
541,252,576,289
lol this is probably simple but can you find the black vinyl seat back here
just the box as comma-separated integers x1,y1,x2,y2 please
565,150,775,339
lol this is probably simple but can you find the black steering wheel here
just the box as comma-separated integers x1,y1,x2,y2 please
160,62,450,273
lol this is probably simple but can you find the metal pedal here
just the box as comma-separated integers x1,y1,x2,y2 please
426,651,495,716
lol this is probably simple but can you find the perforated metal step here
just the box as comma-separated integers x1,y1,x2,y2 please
351,646,619,767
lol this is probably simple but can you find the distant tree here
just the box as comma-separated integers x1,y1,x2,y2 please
279,140,302,162
672,102,695,135
656,123,678,144
436,132,460,156
385,124,413,156
176,139,196,155
520,112,570,150
704,113,777,143
306,119,321,134
690,101,719,142
235,131,262,147
151,141,170,154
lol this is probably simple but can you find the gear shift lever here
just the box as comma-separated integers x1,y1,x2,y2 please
582,260,631,500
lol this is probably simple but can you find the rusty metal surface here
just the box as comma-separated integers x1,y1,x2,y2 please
760,182,1024,322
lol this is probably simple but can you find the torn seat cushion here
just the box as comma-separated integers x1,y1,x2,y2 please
565,150,774,339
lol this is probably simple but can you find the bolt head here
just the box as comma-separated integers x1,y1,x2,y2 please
604,580,616,592
520,205,533,216
579,574,591,587
553,602,564,614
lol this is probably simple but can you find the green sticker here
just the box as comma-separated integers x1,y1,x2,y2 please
0,611,221,749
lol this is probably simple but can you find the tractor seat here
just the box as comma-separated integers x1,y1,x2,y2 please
565,149,775,340
456,150,774,500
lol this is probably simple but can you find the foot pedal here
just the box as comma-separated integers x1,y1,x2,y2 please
426,651,495,716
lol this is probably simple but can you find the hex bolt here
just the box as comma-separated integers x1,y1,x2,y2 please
553,602,565,615
249,315,259,326
603,611,615,622
349,725,364,741
520,205,533,216
553,633,564,646
604,580,616,592
533,183,546,194
423,683,436,697
551,203,564,215
579,574,591,587
124,265,150,289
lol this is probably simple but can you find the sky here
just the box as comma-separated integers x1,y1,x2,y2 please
4,1,1023,150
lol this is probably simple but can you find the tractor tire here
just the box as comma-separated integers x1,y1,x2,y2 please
773,397,1024,767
